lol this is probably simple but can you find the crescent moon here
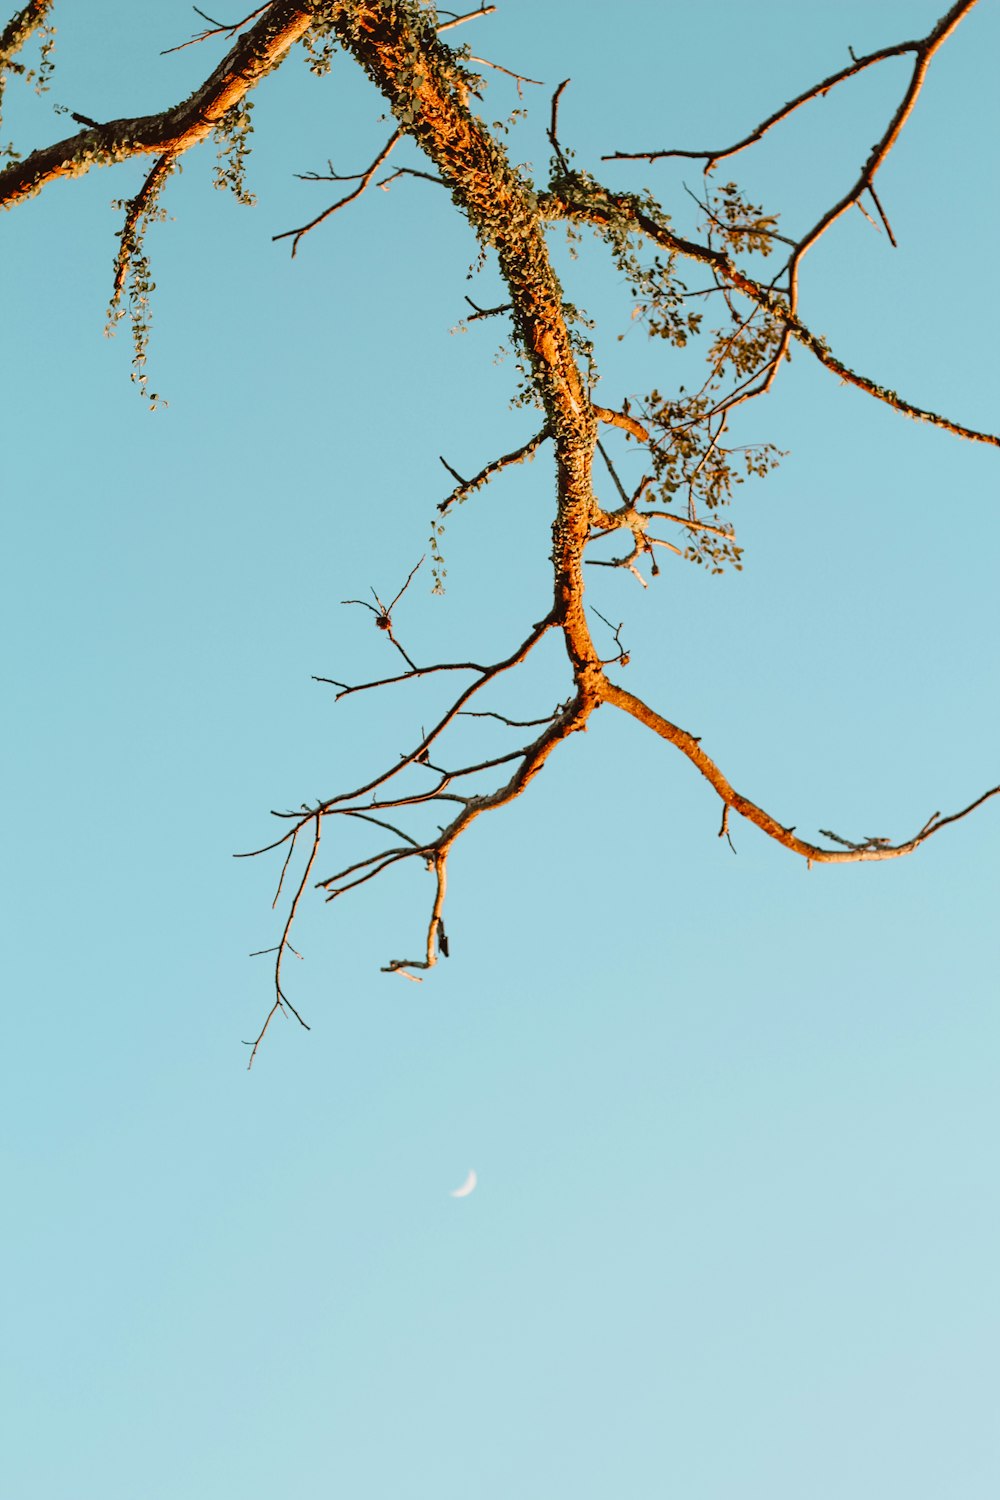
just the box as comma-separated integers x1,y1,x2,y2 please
450,1169,478,1198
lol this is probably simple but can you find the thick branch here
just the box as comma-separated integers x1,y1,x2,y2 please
0,0,317,208
329,1,601,679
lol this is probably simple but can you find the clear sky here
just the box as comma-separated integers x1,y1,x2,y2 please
3,4,998,1496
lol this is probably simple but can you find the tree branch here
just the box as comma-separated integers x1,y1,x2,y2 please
0,0,53,77
599,676,1000,866
5,2,992,1059
161,4,273,57
438,429,549,513
274,128,402,255
244,811,320,1070
0,0,315,208
603,2,974,167
542,183,1000,448
605,1,965,166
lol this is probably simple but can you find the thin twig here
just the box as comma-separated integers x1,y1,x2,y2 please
464,55,542,94
463,295,513,322
274,131,401,257
271,827,297,909
436,4,496,33
161,3,271,56
458,708,560,728
245,813,320,1069
547,77,571,173
867,182,898,247
313,659,489,699
602,18,946,165
438,428,548,513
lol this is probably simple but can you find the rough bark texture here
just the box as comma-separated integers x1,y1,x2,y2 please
1,0,996,1057
0,2,315,204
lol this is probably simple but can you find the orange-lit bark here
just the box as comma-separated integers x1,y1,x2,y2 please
1,2,995,1052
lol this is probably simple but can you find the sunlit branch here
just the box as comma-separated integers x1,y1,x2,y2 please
319,843,424,891
0,0,54,84
0,0,315,209
271,614,556,839
23,0,986,1057
435,4,496,34
599,677,1000,866
271,826,298,908
587,483,686,586
322,848,418,901
592,404,650,443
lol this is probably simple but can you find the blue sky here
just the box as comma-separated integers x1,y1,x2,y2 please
2,3,998,1496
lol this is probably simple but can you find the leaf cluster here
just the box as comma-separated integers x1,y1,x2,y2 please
701,179,781,256
106,168,176,410
0,12,54,163
566,172,787,573
213,98,256,206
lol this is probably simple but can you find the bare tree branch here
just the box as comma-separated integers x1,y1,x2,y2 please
464,54,542,94
438,429,549,513
604,1,980,168
275,129,402,255
161,4,273,57
244,812,320,1070
435,5,496,34
598,677,1000,866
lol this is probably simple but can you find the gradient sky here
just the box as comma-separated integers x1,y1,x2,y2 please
3,3,998,1496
